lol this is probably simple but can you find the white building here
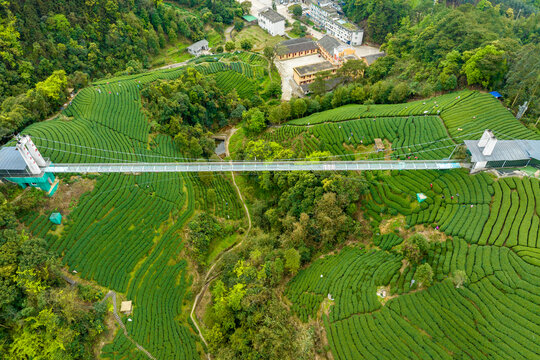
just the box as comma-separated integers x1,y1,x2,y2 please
325,19,363,45
307,1,364,45
258,8,286,36
308,1,338,27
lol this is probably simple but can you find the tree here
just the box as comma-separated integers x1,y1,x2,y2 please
452,270,469,288
415,263,433,287
240,1,252,15
284,248,300,274
263,46,275,61
337,60,366,82
243,108,266,135
402,234,429,263
314,193,350,246
291,21,307,37
216,45,224,53
310,74,327,97
290,4,303,17
225,41,235,52
234,21,244,32
240,39,253,51
33,70,68,101
187,213,222,265
462,45,507,88
388,82,409,103
268,105,284,124
266,81,282,98
292,98,307,118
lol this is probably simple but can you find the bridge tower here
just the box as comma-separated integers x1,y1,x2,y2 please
0,135,58,196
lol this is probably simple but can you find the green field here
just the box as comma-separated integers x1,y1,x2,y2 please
18,58,265,359
287,243,540,359
265,90,539,160
18,78,540,359
279,91,540,359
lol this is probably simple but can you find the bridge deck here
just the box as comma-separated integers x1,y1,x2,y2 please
45,160,463,173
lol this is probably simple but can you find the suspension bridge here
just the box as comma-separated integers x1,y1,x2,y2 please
2,130,538,196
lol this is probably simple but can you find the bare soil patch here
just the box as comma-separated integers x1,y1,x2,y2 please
43,176,95,215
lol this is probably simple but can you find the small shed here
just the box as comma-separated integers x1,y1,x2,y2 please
242,14,257,24
374,138,385,152
120,300,132,314
49,212,62,225
416,193,427,203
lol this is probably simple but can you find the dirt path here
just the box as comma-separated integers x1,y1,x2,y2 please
157,59,191,70
62,273,155,360
102,291,156,360
225,25,234,43
189,127,252,359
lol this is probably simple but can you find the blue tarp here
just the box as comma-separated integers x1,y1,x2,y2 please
416,193,427,203
490,91,502,98
49,212,62,225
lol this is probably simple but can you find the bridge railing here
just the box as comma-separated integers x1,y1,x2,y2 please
45,160,463,173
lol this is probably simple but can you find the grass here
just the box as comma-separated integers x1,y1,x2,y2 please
151,41,193,67
234,26,285,52
287,30,301,39
206,28,224,48
228,128,247,158
207,233,240,264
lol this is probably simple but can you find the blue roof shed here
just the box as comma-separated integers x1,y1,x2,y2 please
490,91,502,99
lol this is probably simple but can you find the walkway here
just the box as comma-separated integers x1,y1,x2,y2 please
102,291,156,360
189,127,253,360
46,160,463,173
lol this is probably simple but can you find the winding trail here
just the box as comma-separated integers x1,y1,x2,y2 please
189,127,252,359
62,273,156,360
101,291,157,360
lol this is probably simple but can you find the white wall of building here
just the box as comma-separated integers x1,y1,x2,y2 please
307,3,363,45
258,16,285,36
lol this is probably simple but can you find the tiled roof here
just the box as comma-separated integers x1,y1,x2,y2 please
276,37,319,55
317,35,341,54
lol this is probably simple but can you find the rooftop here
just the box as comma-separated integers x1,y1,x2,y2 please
120,300,132,313
242,14,257,22
276,37,319,55
0,147,29,177
187,39,208,51
321,5,338,15
317,35,342,55
294,61,335,77
464,139,540,162
259,8,286,23
362,52,386,65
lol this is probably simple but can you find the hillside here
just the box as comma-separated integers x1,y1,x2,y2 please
12,57,271,359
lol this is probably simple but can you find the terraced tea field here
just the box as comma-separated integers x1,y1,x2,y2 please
287,241,540,359
266,90,539,160
282,91,540,359
19,59,253,359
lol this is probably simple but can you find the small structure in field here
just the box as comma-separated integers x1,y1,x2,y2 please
49,212,62,225
187,40,209,56
120,300,133,315
242,14,257,25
